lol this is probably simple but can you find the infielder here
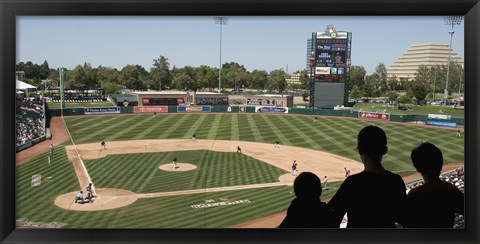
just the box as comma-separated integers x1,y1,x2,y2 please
292,160,298,176
323,176,328,190
172,157,177,169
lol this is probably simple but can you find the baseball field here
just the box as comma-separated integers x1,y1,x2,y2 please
15,113,464,228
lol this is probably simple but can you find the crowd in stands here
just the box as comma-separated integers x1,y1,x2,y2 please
16,96,45,147
279,125,465,229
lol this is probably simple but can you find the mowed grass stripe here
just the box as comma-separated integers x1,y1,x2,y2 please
184,114,209,139
276,115,319,148
206,114,222,139
230,114,240,140
256,115,292,145
159,114,193,138
70,115,140,143
133,114,176,139
244,114,264,142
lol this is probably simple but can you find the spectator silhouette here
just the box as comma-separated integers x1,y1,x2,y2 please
401,142,464,228
327,125,406,228
278,172,336,228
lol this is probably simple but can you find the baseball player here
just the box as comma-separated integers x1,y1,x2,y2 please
86,183,95,197
313,116,318,123
275,140,280,148
323,176,328,190
75,191,84,204
456,130,461,138
49,144,54,156
172,157,177,169
292,160,298,176
100,141,106,151
192,134,197,142
344,167,351,177
237,146,242,154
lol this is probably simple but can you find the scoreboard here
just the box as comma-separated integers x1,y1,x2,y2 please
314,31,351,83
309,27,352,108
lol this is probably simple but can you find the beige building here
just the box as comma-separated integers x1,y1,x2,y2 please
286,73,301,85
387,42,464,82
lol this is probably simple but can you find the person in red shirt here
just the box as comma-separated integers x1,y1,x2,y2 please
401,142,464,228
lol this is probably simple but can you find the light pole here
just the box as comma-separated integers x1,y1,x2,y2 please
214,16,228,93
443,16,463,103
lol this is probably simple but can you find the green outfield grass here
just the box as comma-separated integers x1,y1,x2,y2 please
16,113,464,228
85,150,288,193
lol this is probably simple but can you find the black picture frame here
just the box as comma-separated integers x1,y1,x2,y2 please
1,0,479,243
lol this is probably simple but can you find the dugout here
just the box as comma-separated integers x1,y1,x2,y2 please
242,94,293,107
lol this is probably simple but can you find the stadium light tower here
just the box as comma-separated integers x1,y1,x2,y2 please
214,16,228,93
443,16,463,103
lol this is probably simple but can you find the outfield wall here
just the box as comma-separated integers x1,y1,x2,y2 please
45,106,464,126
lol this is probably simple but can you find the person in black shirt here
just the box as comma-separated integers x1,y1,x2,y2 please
327,125,406,228
278,172,336,228
401,142,464,228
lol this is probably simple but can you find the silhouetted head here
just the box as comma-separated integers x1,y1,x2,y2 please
357,125,388,162
294,172,322,199
411,142,443,177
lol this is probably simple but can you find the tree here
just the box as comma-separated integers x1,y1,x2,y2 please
415,65,430,85
121,64,149,90
387,75,400,91
97,66,121,94
268,69,288,96
348,65,367,92
150,55,172,90
362,76,375,98
39,60,50,80
297,70,310,90
247,69,268,89
171,66,202,92
387,90,398,103
195,65,217,90
371,62,388,94
67,63,98,90
408,80,428,104
397,95,412,105
349,85,362,100
223,62,247,90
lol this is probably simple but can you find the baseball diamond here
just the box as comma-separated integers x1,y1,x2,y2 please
15,113,464,228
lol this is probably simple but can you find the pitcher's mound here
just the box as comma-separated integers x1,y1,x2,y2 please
159,163,197,171
54,188,137,211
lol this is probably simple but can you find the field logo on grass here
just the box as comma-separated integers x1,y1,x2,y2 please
191,198,251,209
358,111,390,121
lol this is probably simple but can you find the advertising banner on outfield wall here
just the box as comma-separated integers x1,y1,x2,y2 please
428,114,452,120
255,106,289,113
425,120,457,128
134,106,168,113
84,107,121,115
177,106,211,113
358,111,390,121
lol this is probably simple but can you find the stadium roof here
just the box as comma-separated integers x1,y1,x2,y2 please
16,80,36,90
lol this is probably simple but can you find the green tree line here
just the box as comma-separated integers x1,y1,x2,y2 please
16,56,291,96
